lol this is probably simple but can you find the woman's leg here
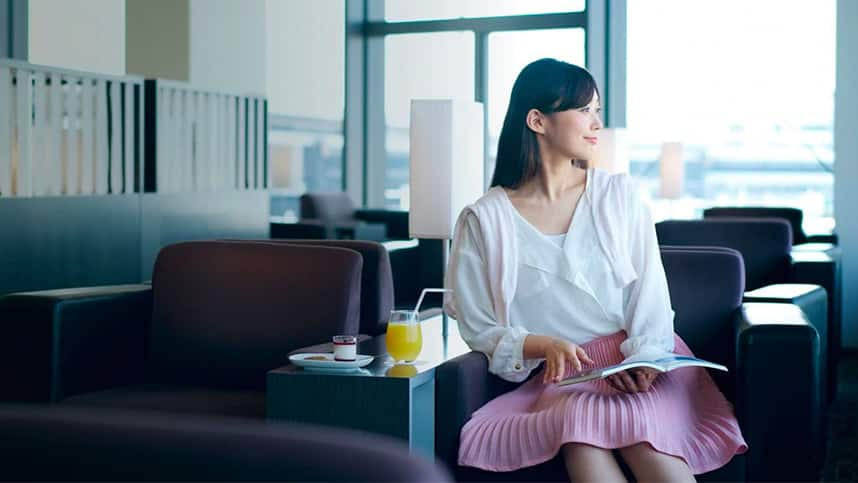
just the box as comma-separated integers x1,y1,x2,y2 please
617,443,696,483
561,443,627,483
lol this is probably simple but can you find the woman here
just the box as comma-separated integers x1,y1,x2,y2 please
444,58,747,482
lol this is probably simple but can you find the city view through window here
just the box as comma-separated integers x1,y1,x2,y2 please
626,0,835,232
269,0,835,235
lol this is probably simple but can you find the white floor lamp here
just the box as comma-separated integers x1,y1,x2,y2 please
408,99,485,337
660,142,684,218
590,128,629,174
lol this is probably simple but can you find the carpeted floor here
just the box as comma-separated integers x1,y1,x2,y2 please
822,351,858,482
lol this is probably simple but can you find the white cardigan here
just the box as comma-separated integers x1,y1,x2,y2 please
444,168,675,382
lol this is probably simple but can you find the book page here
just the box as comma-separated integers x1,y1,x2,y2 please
558,356,726,386
657,356,728,372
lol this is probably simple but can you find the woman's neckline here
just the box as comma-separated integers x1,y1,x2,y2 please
501,168,591,237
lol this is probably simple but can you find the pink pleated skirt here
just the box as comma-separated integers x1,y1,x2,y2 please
459,331,748,474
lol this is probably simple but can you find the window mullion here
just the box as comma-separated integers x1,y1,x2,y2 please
365,12,586,36
365,0,387,208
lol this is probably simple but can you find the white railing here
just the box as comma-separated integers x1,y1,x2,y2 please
0,60,269,198
147,80,268,193
0,59,143,197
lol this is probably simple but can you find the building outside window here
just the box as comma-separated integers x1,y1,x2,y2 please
626,0,835,232
266,0,345,220
268,0,834,233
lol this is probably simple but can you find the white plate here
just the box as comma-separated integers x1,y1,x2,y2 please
289,353,374,372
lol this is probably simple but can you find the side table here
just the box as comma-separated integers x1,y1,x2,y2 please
266,315,470,458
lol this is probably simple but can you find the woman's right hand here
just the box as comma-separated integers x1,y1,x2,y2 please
540,337,594,384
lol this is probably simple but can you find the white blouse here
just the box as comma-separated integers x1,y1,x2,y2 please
447,170,675,382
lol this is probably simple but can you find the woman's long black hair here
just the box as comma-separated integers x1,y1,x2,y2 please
490,58,599,189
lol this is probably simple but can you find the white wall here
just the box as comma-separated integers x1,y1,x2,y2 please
28,0,125,75
835,0,858,348
189,0,266,95
265,0,344,119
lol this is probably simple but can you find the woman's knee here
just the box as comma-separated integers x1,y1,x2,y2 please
617,442,652,459
562,442,614,458
561,443,627,482
619,442,685,463
617,443,693,477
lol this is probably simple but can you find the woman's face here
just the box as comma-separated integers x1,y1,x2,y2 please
540,92,603,161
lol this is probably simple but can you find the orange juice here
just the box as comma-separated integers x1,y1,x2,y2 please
386,364,418,377
386,322,423,362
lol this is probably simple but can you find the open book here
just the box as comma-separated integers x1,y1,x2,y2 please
557,355,728,386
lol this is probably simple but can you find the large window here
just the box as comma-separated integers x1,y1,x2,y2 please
627,0,835,231
384,32,475,209
266,0,345,219
487,28,586,173
369,4,588,209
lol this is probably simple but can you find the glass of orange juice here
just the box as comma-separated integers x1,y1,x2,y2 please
386,310,422,363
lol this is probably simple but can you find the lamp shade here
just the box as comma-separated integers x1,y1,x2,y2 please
589,128,629,174
659,142,684,199
409,99,485,239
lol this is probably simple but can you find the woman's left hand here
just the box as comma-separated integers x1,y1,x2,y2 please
606,367,659,393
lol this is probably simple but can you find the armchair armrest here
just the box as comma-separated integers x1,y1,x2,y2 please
434,351,520,469
743,284,827,339
791,250,838,294
791,249,842,370
793,242,840,254
744,284,832,405
805,233,838,244
790,250,837,284
0,285,152,402
735,302,823,482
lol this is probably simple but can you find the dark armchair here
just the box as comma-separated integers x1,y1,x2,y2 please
270,192,387,241
348,208,444,311
0,404,452,482
655,218,839,403
703,206,838,246
0,241,363,419
435,247,823,482
269,192,444,311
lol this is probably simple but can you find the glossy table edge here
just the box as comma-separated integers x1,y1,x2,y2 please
268,315,471,383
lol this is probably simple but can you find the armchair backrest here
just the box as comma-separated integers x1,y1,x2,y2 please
147,241,362,391
254,239,394,336
660,247,745,381
656,219,792,291
0,405,452,482
703,206,806,244
300,192,356,223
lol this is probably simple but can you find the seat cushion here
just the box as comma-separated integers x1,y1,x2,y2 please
61,384,266,418
148,241,362,391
